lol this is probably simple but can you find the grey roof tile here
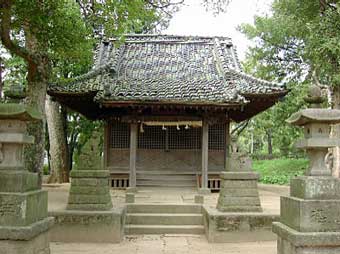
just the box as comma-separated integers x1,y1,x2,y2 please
49,34,286,106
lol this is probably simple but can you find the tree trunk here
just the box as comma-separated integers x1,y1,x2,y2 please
24,78,47,186
267,129,273,156
0,57,3,97
0,1,50,186
61,106,70,178
46,95,69,183
331,86,340,178
68,130,78,172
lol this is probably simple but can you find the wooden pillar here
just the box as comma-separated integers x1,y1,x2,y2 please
200,119,210,194
129,123,138,190
224,121,230,171
103,121,109,170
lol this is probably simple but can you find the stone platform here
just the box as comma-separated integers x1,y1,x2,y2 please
45,184,284,243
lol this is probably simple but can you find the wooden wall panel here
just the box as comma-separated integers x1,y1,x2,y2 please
107,148,224,172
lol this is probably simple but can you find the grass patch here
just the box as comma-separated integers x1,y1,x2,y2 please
253,158,308,185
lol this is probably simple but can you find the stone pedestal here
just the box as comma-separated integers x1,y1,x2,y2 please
198,187,211,195
216,153,262,212
274,85,340,253
57,131,121,243
217,172,262,212
67,131,112,210
0,104,53,254
273,176,340,253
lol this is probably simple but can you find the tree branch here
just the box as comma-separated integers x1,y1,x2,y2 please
146,0,184,9
0,0,32,62
231,120,250,136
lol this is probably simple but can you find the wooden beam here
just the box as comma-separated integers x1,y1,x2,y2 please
129,123,138,188
201,119,209,189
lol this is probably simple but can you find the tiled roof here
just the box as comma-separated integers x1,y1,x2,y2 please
49,34,286,106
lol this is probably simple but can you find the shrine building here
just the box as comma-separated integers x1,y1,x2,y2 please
48,34,287,191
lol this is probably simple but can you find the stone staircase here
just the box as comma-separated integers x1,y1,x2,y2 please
136,171,197,187
125,203,204,235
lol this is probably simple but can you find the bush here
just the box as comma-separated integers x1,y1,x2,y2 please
253,158,308,185
43,164,50,175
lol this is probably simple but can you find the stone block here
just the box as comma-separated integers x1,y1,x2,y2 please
0,230,50,254
70,170,109,178
273,222,340,253
69,185,110,195
218,196,261,206
195,195,204,204
66,203,113,211
198,187,211,195
280,196,340,232
203,206,278,243
49,208,125,243
0,171,38,192
67,193,111,204
217,205,262,213
290,176,340,200
220,172,259,180
68,168,113,211
220,180,258,189
219,188,259,197
126,193,135,203
126,187,137,193
70,178,109,187
0,217,54,241
0,190,48,227
217,172,262,212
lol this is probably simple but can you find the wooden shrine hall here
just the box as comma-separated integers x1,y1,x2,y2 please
48,34,287,191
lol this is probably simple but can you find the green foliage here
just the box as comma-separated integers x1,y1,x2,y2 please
240,0,340,87
43,164,49,175
238,1,340,157
76,0,184,36
253,159,308,185
1,55,26,87
238,81,308,157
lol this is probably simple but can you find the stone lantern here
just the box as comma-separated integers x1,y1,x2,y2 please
0,101,53,254
287,85,339,176
273,85,340,254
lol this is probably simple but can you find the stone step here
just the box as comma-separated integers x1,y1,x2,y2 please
137,179,196,187
126,213,203,225
125,225,205,235
137,174,196,181
127,204,202,214
137,170,198,175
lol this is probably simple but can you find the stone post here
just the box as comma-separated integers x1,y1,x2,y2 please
273,85,340,253
67,131,112,210
0,103,53,254
216,136,262,212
